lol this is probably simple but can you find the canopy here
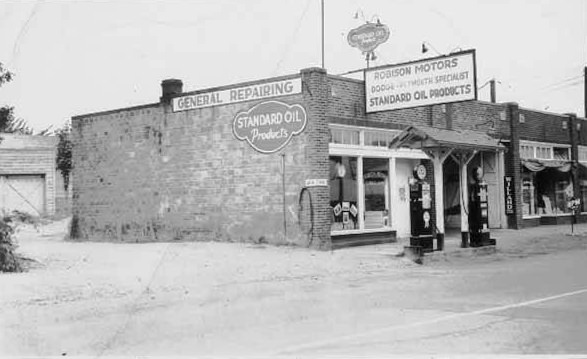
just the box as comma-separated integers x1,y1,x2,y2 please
388,126,505,152
522,158,572,172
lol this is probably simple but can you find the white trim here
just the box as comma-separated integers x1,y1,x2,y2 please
519,140,571,148
522,215,541,219
329,123,401,134
329,144,428,159
331,227,394,236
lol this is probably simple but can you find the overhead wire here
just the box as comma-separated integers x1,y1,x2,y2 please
271,0,312,76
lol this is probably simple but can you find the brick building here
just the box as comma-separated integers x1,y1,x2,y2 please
70,53,587,249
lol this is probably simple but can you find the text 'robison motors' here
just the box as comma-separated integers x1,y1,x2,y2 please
365,50,477,113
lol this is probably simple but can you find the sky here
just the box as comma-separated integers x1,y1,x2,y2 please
0,0,586,132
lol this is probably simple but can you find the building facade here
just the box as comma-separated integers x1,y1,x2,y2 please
0,134,60,217
70,66,587,249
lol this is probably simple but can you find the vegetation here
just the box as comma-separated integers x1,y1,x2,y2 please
0,61,24,272
56,121,73,191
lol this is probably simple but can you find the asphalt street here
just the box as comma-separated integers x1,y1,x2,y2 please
2,219,587,356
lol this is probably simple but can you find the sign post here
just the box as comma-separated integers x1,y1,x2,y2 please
347,21,390,68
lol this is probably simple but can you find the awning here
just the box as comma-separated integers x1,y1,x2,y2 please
522,158,572,172
388,126,505,151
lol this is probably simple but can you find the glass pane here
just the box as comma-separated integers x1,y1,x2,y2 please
522,171,536,215
330,156,358,231
363,158,389,229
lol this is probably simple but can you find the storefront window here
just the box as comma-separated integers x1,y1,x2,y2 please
536,169,573,215
363,158,389,229
522,170,537,216
330,156,358,231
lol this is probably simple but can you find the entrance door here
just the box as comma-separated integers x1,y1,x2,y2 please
363,158,389,229
395,159,417,238
482,153,500,228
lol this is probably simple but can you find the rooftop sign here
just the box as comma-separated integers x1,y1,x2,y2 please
347,22,390,53
365,50,477,113
172,78,301,113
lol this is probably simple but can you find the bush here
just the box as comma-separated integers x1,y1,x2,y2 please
0,215,22,272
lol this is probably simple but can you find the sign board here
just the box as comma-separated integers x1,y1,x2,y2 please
365,50,477,113
305,179,328,187
172,78,301,113
347,22,390,53
233,100,307,154
504,176,515,215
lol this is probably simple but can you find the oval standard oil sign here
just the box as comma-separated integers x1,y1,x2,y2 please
347,22,390,53
233,100,307,154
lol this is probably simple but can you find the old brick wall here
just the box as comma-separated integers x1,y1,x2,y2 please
518,108,571,144
328,76,506,134
71,69,331,248
0,134,57,216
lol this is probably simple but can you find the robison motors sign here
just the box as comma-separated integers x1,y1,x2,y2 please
365,50,477,112
233,100,307,154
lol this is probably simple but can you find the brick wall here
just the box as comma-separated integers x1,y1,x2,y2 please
71,69,331,248
518,109,571,144
328,76,506,136
0,134,57,216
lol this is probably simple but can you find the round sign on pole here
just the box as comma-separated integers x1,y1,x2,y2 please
347,22,391,54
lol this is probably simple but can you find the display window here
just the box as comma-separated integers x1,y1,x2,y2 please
522,164,574,217
522,170,537,216
329,156,358,231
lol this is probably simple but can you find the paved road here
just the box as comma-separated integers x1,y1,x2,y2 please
2,221,587,356
278,249,587,355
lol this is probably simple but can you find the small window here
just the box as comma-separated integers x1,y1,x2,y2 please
554,147,570,161
519,114,526,123
500,111,507,121
364,130,399,147
562,121,568,130
330,127,359,145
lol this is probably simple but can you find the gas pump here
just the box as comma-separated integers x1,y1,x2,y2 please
409,164,434,252
468,166,496,247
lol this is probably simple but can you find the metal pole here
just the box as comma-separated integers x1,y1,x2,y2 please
584,66,586,118
321,0,325,69
281,154,287,241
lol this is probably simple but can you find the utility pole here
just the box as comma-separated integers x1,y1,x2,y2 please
321,0,325,69
490,78,496,103
584,66,586,118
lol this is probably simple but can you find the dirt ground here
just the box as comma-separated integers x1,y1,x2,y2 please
1,218,587,356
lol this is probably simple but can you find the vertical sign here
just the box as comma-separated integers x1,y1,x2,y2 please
504,176,515,215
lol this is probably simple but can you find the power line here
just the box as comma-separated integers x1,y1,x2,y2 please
10,0,43,66
539,75,584,91
271,0,312,76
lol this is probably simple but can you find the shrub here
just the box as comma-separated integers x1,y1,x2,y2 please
0,215,22,272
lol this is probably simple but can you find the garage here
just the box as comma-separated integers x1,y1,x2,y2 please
0,175,46,216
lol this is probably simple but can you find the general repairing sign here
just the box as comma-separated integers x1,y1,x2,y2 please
365,50,477,113
172,77,302,113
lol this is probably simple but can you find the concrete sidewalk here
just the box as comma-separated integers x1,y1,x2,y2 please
344,222,587,264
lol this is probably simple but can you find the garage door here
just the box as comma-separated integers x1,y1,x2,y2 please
0,175,45,216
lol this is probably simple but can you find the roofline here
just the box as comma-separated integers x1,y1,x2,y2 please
72,102,160,120
169,73,301,100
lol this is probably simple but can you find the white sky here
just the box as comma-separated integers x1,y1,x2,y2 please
0,0,586,132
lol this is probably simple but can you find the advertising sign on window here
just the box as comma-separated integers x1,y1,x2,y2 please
364,50,477,113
